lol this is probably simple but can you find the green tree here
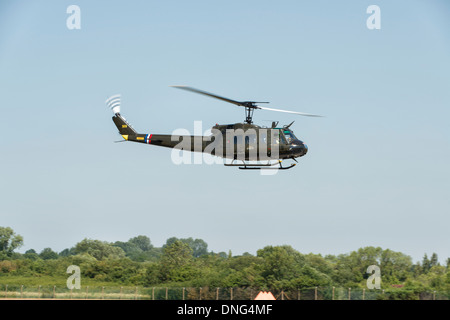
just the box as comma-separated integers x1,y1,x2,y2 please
379,248,413,283
219,254,263,288
164,237,208,258
428,265,446,289
114,241,141,256
128,235,153,252
304,253,335,277
74,239,125,260
39,248,59,260
114,236,159,262
189,238,208,258
256,245,305,289
24,249,40,260
422,254,431,273
159,240,195,282
0,226,24,258
330,247,413,287
430,253,439,267
59,247,76,257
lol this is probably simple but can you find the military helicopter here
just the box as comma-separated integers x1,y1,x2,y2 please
108,86,322,170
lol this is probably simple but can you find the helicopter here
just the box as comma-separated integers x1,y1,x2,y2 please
107,86,322,170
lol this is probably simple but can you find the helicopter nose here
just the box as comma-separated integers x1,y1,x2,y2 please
300,143,308,155
291,141,308,157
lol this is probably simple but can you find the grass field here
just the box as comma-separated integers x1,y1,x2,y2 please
0,275,140,299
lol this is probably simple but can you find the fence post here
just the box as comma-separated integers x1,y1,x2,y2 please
332,287,335,300
85,286,89,300
230,288,233,300
314,287,318,300
297,288,301,300
135,287,138,300
216,288,219,300
362,288,365,300
182,287,185,300
53,285,56,299
152,287,155,300
199,287,202,300
433,291,436,300
38,285,41,299
165,287,168,300
348,288,351,300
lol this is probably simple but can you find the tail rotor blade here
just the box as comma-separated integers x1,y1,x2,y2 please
106,94,121,114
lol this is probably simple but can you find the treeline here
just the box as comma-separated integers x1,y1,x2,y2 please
0,227,449,297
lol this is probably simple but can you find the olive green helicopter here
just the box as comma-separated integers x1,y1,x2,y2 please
108,86,322,170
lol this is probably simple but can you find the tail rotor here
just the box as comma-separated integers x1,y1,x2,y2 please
106,94,137,136
106,94,121,114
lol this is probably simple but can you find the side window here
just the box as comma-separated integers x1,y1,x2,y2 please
280,133,287,144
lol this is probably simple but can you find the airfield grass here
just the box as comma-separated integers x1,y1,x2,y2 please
0,274,115,287
0,275,144,299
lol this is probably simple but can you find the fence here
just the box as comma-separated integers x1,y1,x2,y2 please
0,284,448,300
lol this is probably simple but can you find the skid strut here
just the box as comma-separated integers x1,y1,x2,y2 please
224,160,296,170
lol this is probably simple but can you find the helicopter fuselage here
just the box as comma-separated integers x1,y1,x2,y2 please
113,114,307,161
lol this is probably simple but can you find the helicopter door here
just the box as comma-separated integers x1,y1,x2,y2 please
262,129,280,159
232,131,257,160
245,133,257,161
233,135,242,160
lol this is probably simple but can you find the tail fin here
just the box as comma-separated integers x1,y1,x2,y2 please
106,94,137,138
112,114,137,136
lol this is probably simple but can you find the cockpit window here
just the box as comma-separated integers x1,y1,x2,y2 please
283,130,297,143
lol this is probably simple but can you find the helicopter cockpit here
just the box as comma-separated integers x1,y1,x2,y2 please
282,129,295,143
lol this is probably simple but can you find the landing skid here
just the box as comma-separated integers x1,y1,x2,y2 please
224,160,296,170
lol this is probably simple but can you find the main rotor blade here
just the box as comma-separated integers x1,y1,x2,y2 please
170,85,245,107
257,105,323,117
171,85,323,117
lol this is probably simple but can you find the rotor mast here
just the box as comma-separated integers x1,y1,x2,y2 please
245,106,254,124
241,101,269,124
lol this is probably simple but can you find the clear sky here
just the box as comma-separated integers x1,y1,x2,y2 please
0,0,449,263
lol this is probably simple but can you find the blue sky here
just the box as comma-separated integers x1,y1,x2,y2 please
0,0,449,263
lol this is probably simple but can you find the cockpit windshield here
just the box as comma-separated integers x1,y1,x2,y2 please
283,129,297,143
